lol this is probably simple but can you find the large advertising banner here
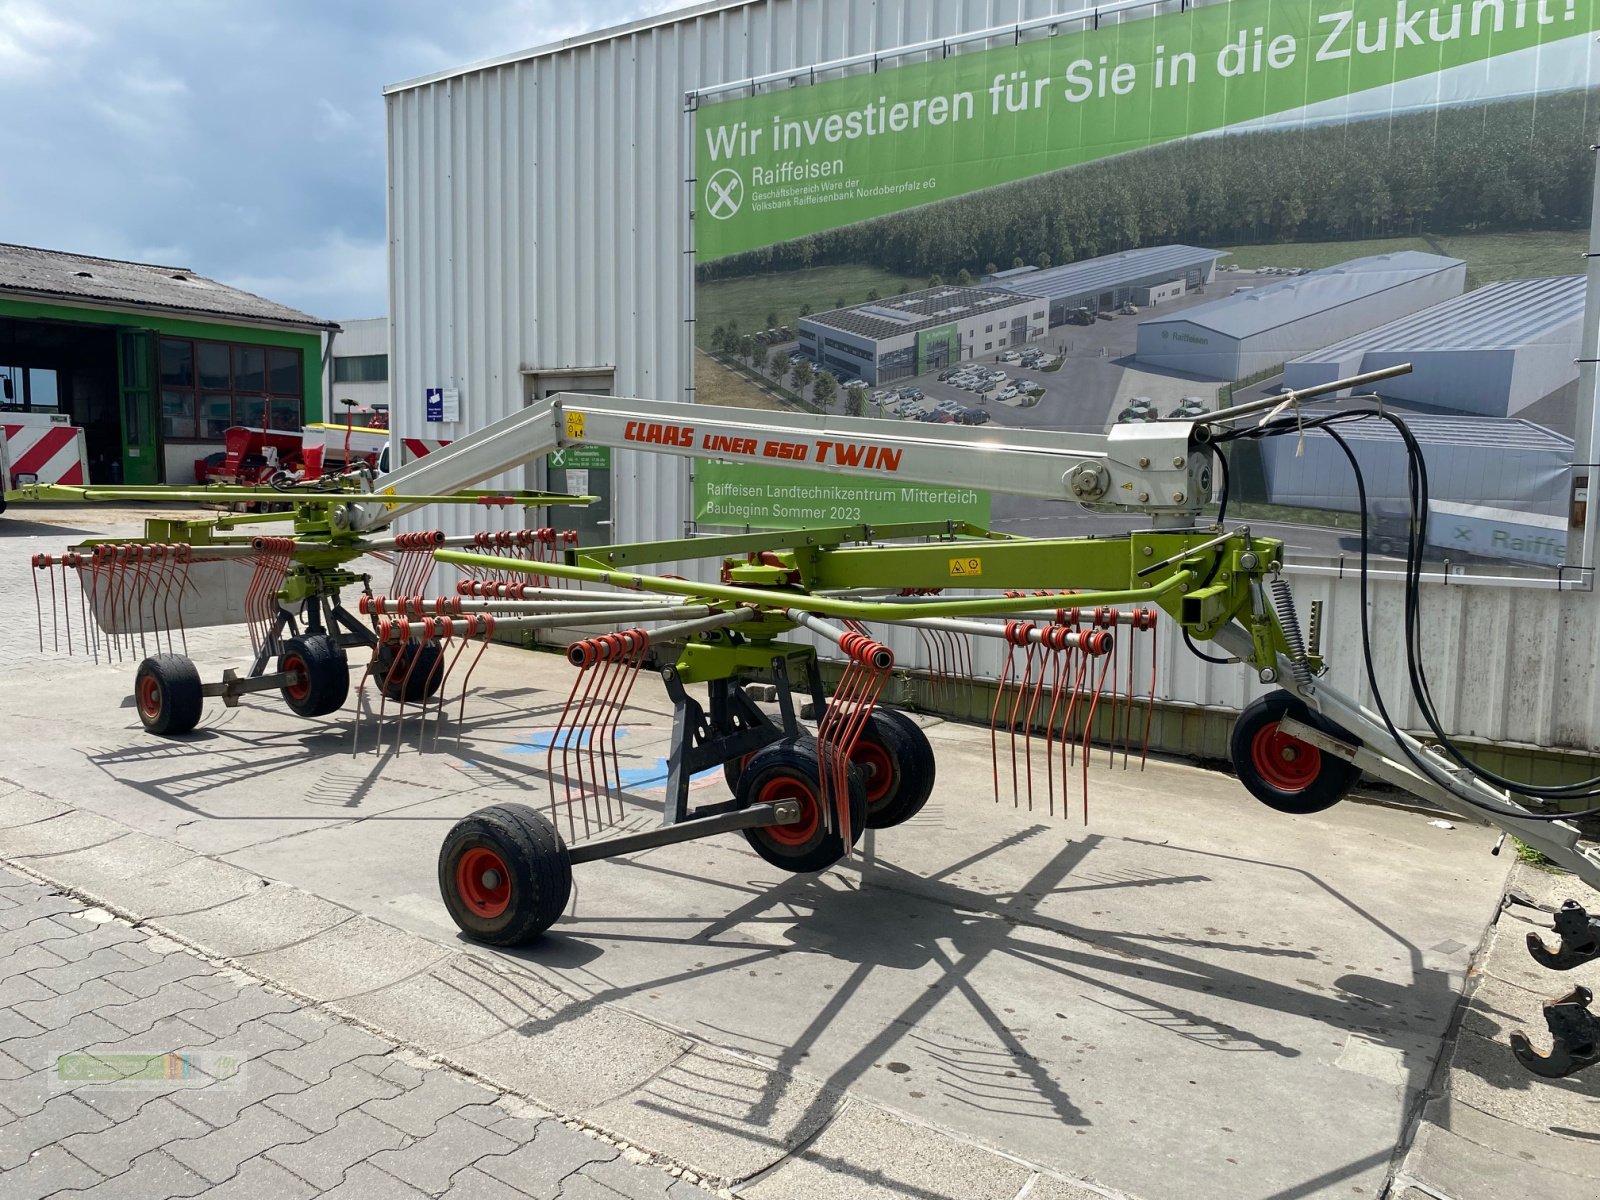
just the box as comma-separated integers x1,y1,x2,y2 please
693,0,1600,566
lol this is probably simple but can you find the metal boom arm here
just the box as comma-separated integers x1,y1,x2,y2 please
359,391,1214,532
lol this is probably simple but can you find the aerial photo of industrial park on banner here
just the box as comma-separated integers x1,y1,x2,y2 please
692,0,1597,571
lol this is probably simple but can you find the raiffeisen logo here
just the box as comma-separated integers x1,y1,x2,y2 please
704,169,743,219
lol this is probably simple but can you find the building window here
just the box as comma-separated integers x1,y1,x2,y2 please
985,324,993,333
984,342,992,351
0,365,60,410
997,337,1007,347
333,353,388,383
157,337,303,440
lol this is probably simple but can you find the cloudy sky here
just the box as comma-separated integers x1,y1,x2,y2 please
0,0,695,320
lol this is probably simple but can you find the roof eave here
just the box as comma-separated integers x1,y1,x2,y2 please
383,0,755,95
0,287,339,334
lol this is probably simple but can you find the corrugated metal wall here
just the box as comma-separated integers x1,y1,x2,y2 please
387,0,1600,754
386,0,1134,554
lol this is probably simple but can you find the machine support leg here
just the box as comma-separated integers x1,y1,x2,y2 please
658,658,809,827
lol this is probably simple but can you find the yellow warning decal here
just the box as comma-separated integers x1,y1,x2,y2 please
949,556,982,578
565,411,586,440
381,486,398,511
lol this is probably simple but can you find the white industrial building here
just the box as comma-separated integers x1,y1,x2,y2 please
798,286,1043,384
1260,410,1573,518
983,244,1227,326
382,1,1600,757
1136,252,1467,381
323,316,389,416
1281,276,1585,418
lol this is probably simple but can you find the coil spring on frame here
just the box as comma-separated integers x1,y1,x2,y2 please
1269,577,1314,688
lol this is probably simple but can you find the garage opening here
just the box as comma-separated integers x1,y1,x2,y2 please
0,317,121,482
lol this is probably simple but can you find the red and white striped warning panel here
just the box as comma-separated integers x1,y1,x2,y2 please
1,420,89,489
402,437,451,462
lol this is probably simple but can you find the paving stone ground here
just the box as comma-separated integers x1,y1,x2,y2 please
0,865,709,1200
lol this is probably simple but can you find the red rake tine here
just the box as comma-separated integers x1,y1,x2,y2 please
916,627,944,705
133,546,157,656
607,630,650,816
602,632,644,826
551,640,604,841
1020,636,1055,813
593,632,643,828
573,641,615,838
120,545,143,661
376,621,414,752
353,622,392,756
1043,630,1075,819
1140,610,1158,769
545,643,587,840
454,615,496,741
429,622,471,749
815,648,858,838
583,636,626,829
55,555,75,657
989,639,1016,806
30,556,51,654
391,621,434,753
1004,624,1037,809
105,546,129,661
1081,635,1116,824
146,548,172,655
415,620,453,752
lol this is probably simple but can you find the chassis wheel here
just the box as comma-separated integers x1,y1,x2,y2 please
1230,691,1359,815
374,641,444,702
737,738,867,873
278,635,350,718
438,804,572,945
853,709,936,829
134,654,204,736
724,751,756,794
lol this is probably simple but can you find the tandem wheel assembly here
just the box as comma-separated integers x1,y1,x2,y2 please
437,720,932,946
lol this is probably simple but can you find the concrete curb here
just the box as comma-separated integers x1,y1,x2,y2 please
1390,862,1600,1200
0,784,1134,1200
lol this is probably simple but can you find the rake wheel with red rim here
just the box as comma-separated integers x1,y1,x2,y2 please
277,635,350,718
132,653,203,736
438,803,572,945
1229,691,1358,816
735,737,866,873
852,708,936,829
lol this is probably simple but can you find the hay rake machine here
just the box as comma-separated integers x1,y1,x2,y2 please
19,472,594,736
12,361,1600,1078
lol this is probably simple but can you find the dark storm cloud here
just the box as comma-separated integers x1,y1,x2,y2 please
0,0,694,318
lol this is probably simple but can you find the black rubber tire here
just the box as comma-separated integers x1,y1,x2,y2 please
134,654,204,736
278,635,350,718
737,738,867,873
1229,691,1360,815
374,641,444,702
854,709,937,829
723,751,757,794
438,803,572,946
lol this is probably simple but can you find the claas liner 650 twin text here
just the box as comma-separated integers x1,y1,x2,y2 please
12,363,1600,1080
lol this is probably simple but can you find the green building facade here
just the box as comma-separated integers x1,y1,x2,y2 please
0,245,335,485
